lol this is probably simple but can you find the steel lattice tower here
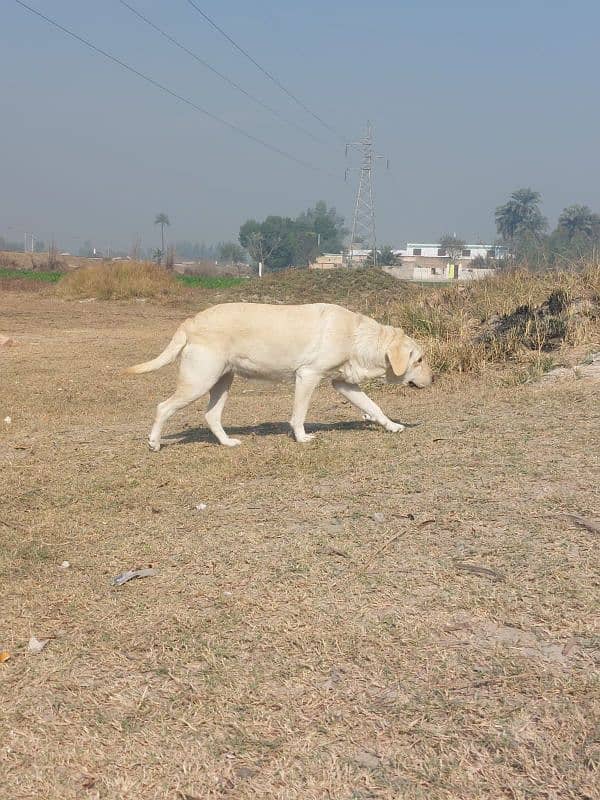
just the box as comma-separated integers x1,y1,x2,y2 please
346,123,386,267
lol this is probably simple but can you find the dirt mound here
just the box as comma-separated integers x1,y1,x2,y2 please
223,267,406,306
477,290,598,351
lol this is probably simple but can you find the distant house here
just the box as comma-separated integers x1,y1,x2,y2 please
405,243,508,261
309,241,505,281
310,249,382,269
397,242,507,281
310,253,345,270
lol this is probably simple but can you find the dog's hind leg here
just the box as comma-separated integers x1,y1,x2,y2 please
148,386,205,452
332,379,404,433
205,372,240,447
148,346,227,451
290,370,321,443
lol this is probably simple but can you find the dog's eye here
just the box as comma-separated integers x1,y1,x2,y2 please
416,356,423,364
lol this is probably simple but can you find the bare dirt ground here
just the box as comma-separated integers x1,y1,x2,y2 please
1,291,599,800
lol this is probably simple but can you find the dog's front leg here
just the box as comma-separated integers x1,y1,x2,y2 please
332,379,404,433
290,370,321,442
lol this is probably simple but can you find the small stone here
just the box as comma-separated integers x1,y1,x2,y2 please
60,561,70,569
372,512,385,523
4,416,11,425
195,503,207,511
28,636,49,654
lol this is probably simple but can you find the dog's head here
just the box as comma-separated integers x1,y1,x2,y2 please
385,333,433,388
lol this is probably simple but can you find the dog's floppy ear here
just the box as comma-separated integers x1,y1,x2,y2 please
386,337,412,377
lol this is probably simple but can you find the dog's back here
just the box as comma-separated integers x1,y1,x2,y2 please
186,302,360,379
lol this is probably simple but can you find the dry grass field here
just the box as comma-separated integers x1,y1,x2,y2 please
1,271,599,800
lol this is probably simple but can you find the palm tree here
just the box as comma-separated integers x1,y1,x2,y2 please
154,213,170,259
495,189,547,242
557,204,599,241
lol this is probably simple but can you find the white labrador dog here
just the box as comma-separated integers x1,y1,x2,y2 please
126,302,433,449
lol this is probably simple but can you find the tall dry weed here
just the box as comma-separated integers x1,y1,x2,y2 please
380,266,600,374
56,261,181,300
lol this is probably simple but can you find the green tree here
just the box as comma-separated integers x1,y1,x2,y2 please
239,219,281,271
295,201,347,253
239,202,347,271
495,189,547,243
557,205,600,242
543,204,600,265
239,216,304,270
154,213,170,259
438,234,466,261
292,225,319,266
260,216,298,269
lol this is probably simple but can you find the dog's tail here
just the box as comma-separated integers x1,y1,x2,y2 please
125,324,188,374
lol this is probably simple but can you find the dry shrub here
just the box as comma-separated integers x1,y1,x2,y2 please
56,260,181,300
378,265,600,375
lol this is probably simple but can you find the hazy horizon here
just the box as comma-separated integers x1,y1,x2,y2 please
3,0,600,253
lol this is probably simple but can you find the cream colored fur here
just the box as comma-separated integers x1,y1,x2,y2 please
126,302,433,449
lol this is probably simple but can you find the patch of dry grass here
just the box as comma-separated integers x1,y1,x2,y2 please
0,293,599,799
386,267,600,375
57,260,182,300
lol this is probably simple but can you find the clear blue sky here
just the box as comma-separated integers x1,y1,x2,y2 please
2,0,600,252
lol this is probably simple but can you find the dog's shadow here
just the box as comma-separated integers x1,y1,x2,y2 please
163,419,421,447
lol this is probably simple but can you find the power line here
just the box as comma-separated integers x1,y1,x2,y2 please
184,0,345,142
13,0,328,174
117,0,327,145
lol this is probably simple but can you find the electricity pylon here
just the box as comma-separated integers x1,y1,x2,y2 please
345,122,387,266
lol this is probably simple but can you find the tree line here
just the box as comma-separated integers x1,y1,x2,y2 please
238,201,347,270
494,189,600,267
5,191,597,271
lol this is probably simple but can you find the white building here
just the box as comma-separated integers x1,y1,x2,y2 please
405,243,508,260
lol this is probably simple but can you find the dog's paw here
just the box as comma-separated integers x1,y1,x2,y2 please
221,437,242,447
385,421,405,433
362,413,376,422
148,439,161,452
295,432,316,443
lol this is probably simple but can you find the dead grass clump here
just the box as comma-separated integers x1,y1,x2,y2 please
380,266,600,375
56,260,181,300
